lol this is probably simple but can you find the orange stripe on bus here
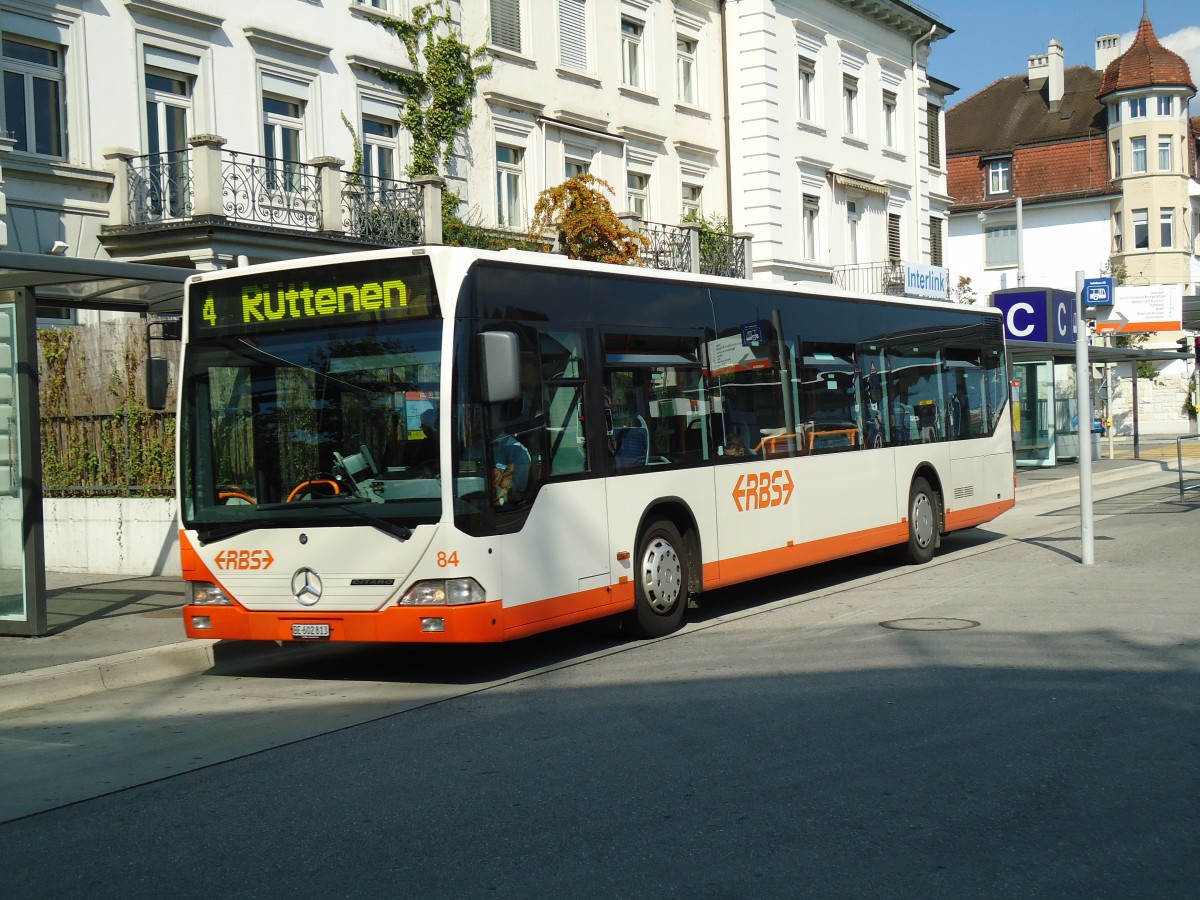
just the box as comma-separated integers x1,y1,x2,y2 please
502,582,635,640
945,498,1014,531
704,522,908,590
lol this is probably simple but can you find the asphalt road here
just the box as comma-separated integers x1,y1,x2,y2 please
2,477,1198,899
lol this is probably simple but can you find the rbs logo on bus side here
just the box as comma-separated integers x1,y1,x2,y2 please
732,470,795,511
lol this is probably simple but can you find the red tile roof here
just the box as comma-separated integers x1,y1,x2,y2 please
948,137,1116,212
1098,14,1196,97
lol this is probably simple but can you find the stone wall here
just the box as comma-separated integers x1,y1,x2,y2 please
1104,369,1194,437
43,498,178,576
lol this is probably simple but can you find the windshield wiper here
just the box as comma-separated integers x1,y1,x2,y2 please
197,497,413,544
195,519,277,545
327,499,414,542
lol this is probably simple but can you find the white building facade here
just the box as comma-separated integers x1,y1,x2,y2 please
725,0,952,287
457,0,728,235
1,0,958,296
0,0,734,299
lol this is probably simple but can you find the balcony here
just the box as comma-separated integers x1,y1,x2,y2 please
833,260,906,296
341,175,423,245
104,135,440,259
833,260,950,300
622,217,754,280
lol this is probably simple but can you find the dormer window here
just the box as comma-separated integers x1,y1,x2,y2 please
986,157,1011,195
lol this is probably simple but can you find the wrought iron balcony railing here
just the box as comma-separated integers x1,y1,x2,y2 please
832,260,907,296
631,219,752,279
112,139,441,245
341,174,423,245
697,229,749,279
124,150,194,225
221,150,321,231
640,221,694,273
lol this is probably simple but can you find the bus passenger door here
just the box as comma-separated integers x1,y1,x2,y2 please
494,326,614,612
602,332,719,592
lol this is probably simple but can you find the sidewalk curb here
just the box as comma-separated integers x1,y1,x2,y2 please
1016,460,1176,500
0,640,217,715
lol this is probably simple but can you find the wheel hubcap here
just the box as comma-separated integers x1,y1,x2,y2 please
912,493,934,549
641,537,682,615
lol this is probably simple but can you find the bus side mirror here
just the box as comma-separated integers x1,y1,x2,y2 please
480,331,521,404
145,316,181,411
146,357,169,411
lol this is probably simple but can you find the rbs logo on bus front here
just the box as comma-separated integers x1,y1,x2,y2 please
732,470,795,511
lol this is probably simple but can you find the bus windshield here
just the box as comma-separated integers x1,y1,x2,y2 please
179,318,443,539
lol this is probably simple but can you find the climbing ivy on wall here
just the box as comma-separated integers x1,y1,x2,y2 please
37,325,174,497
364,1,491,178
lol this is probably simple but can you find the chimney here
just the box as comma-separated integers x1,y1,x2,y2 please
1027,39,1065,107
1095,34,1121,71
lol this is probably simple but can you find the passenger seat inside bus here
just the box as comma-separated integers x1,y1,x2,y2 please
613,426,649,469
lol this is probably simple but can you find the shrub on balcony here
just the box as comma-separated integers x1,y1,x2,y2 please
529,175,647,264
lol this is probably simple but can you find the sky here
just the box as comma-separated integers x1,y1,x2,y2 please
923,0,1199,110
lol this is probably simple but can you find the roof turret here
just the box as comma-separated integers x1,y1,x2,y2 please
1097,13,1195,99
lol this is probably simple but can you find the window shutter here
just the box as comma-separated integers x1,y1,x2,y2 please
888,214,902,261
491,0,522,53
559,0,587,70
929,218,943,267
927,105,941,167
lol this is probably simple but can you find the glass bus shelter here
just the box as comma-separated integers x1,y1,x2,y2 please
0,252,184,636
1007,339,1187,468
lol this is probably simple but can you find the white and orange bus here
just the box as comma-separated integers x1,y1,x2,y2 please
168,245,1013,643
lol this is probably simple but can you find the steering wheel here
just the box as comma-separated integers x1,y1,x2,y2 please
286,479,342,502
218,489,256,505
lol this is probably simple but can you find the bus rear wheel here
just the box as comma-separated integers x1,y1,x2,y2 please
903,477,939,565
628,518,688,638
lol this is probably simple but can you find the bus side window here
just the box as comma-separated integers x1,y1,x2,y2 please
799,341,859,454
540,330,588,477
856,345,890,449
887,342,944,445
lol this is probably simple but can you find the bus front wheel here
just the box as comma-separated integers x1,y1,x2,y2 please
628,518,688,638
904,477,939,565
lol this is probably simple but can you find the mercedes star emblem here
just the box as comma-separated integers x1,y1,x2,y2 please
291,567,323,606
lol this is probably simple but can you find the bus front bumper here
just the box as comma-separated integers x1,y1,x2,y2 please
183,600,507,643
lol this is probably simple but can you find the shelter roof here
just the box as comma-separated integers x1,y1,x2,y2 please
0,251,187,314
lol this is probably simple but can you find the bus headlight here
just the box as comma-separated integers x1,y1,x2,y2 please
398,578,486,606
189,581,232,605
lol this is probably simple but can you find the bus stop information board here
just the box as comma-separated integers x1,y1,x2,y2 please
1093,284,1183,334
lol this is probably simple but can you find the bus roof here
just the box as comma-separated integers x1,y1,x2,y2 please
186,245,998,319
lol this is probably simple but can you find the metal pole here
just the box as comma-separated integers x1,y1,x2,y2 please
1075,271,1094,566
1016,198,1025,287
1180,437,1185,502
1105,345,1114,459
1131,362,1140,459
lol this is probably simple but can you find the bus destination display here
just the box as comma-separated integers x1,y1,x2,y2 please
189,259,437,336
